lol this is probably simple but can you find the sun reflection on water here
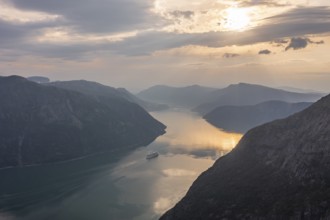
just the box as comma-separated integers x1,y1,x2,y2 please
152,110,243,155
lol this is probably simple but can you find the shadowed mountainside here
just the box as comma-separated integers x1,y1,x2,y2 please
204,100,312,133
0,76,166,168
49,80,168,112
161,94,330,220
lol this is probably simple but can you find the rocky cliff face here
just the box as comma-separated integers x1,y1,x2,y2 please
161,94,330,220
0,76,166,168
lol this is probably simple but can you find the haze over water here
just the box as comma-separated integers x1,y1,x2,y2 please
0,109,242,220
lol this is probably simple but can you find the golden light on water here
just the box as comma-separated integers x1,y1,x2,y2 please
153,111,243,154
223,7,251,31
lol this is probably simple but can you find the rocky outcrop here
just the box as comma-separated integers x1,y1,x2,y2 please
161,94,330,220
0,76,166,168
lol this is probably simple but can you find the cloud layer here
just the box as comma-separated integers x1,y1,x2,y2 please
0,0,329,59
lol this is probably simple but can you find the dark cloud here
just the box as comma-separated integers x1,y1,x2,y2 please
8,0,160,34
0,17,61,45
169,11,195,20
273,39,289,44
258,49,271,55
285,37,325,51
285,37,309,50
266,6,330,23
313,40,325,44
223,53,240,58
238,0,291,7
271,39,289,47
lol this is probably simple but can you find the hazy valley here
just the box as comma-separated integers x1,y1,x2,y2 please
1,75,329,220
1,1,330,219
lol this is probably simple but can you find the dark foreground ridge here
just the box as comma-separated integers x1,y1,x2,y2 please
0,76,166,168
161,94,330,220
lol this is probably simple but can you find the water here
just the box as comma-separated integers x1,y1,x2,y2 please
0,110,242,220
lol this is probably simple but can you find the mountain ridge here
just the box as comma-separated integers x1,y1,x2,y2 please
204,100,312,133
49,80,168,112
161,94,330,220
194,83,323,115
0,76,166,168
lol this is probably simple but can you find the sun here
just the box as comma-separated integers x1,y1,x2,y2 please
223,7,251,31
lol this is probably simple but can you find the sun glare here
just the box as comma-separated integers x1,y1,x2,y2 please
223,7,251,31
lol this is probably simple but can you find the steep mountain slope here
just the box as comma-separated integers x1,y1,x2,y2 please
0,76,165,168
161,94,330,220
49,80,168,112
204,101,312,133
137,85,218,108
194,83,323,115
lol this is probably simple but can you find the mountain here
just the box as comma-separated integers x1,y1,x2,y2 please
0,76,166,168
161,94,330,220
194,83,323,115
49,80,168,112
204,101,312,133
116,88,168,112
278,86,323,94
137,85,218,108
27,76,50,83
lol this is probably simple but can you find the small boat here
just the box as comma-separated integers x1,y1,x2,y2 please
146,151,159,160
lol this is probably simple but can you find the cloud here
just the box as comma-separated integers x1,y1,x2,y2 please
313,40,325,44
258,49,271,54
0,2,330,59
82,6,330,56
169,10,195,20
285,37,308,50
223,53,240,58
8,0,160,34
238,0,291,7
285,37,325,50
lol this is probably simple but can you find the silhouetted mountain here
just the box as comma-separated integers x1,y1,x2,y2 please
117,88,168,112
278,86,323,94
49,80,168,112
27,76,50,83
204,101,312,133
0,76,165,168
137,85,218,108
161,94,330,220
194,83,323,114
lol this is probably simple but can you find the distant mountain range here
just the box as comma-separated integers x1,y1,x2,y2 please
49,80,168,112
27,76,50,84
0,76,166,168
204,101,312,133
193,83,323,115
161,93,330,220
137,85,217,108
138,83,323,115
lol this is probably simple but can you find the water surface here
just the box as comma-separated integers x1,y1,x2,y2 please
0,110,242,220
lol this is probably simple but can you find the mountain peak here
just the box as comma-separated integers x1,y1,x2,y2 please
0,75,27,82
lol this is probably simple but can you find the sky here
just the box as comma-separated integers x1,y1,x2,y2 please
0,0,329,92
